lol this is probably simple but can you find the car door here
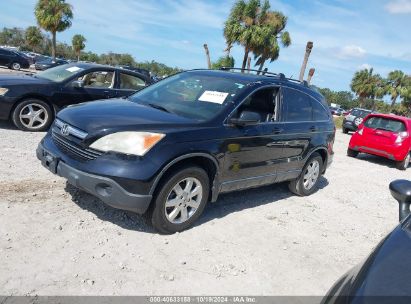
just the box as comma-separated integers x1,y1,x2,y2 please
0,49,12,66
277,87,316,174
60,69,117,105
220,86,286,193
116,72,147,97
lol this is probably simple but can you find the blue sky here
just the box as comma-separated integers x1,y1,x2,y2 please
0,0,410,91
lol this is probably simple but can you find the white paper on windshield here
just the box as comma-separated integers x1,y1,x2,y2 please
198,91,229,104
66,66,82,73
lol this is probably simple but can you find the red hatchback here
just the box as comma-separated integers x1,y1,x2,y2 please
348,113,411,170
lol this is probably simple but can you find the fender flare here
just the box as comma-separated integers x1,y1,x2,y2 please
149,152,220,196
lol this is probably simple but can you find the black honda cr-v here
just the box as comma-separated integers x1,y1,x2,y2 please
37,69,335,233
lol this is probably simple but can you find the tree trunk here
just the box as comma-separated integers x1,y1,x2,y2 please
241,47,249,72
77,53,80,61
257,59,266,75
246,56,251,72
299,42,313,81
359,96,365,108
203,44,211,69
51,31,56,60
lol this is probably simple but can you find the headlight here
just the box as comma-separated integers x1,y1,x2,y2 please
90,132,165,156
0,88,9,96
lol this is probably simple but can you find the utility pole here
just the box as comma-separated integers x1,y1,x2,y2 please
203,44,211,69
307,68,315,85
299,41,313,82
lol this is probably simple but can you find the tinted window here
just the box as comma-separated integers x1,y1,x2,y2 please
283,88,312,122
119,73,146,90
313,101,330,121
351,109,371,118
364,116,406,132
81,71,114,88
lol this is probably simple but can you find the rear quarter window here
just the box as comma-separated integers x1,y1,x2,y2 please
313,100,330,121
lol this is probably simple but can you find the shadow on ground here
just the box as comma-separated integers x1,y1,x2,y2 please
65,176,329,234
0,120,17,130
356,153,399,169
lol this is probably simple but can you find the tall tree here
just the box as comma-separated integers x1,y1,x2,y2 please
253,12,291,73
35,0,73,60
72,34,86,61
25,26,43,52
387,70,408,108
224,0,290,72
350,68,385,108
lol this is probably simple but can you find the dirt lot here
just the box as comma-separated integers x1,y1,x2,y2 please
0,119,407,296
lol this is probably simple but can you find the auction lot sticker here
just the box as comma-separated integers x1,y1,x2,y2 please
199,91,229,104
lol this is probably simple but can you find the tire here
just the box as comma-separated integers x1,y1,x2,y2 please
396,153,410,171
288,153,323,196
11,62,21,70
12,99,53,131
347,148,359,158
150,166,210,234
342,127,348,134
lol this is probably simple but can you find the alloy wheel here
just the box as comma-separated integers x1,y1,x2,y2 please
164,177,203,224
19,103,49,130
303,160,320,190
12,62,21,70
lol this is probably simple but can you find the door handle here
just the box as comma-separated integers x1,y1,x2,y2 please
310,126,318,132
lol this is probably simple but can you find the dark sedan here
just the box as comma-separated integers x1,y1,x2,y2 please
34,58,68,70
0,48,30,70
0,63,150,131
322,179,411,304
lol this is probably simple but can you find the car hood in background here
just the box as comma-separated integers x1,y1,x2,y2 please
57,99,197,135
0,74,51,86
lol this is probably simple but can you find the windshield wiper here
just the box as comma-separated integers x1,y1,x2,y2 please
146,103,172,113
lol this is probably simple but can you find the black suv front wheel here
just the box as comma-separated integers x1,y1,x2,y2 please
288,153,323,196
150,166,210,234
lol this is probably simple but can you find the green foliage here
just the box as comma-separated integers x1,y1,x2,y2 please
35,0,73,58
224,0,290,71
25,26,43,52
350,68,386,108
135,60,181,76
72,34,86,59
211,56,235,69
0,27,25,46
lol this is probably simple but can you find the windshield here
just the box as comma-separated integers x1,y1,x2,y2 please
351,109,371,118
364,116,406,132
128,72,248,121
36,64,84,82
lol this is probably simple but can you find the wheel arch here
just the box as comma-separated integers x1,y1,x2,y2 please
149,153,220,202
305,147,328,173
9,94,56,119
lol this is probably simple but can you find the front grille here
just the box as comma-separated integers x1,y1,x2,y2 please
52,131,103,161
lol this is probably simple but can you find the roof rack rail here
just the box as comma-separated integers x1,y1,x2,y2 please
219,67,308,87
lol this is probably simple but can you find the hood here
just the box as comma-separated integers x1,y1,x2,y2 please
0,74,52,86
57,99,196,134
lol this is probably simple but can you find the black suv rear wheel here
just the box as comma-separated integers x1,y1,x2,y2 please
150,166,209,234
288,153,323,196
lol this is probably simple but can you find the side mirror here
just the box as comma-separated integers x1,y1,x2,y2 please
71,80,84,88
229,110,261,127
389,179,411,222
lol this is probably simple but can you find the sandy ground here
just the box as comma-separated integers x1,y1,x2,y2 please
0,119,408,295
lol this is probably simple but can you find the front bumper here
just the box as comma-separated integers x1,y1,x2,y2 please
37,143,152,214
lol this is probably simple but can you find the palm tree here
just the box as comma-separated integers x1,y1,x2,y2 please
25,26,43,52
387,70,408,108
72,34,86,61
224,0,270,71
35,0,73,60
253,12,290,73
203,44,211,69
299,41,313,81
350,68,385,108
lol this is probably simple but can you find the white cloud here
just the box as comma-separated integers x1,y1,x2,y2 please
337,45,366,58
357,63,372,70
385,0,411,14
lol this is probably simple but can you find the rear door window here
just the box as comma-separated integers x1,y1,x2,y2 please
119,73,146,90
364,116,406,132
81,71,114,88
283,88,313,122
